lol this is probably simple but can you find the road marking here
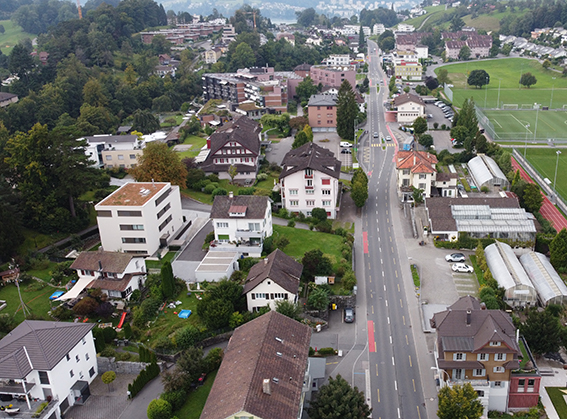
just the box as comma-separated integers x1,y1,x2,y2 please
388,227,391,232
395,271,398,278
376,364,379,376
387,316,390,324
394,379,397,389
377,389,380,402
417,406,422,419
368,321,376,352
384,285,386,291
372,305,374,314
393,258,396,265
380,259,383,265
391,246,394,253
400,299,403,308
378,237,380,242
413,379,416,392
363,231,369,254
387,218,389,223
368,263,371,270
409,355,412,367
403,316,406,325
397,283,400,291
390,236,392,242
406,335,409,345
375,210,378,215
371,293,373,299
386,210,388,215
326,361,338,365
385,300,388,307
389,335,393,344
398,407,401,418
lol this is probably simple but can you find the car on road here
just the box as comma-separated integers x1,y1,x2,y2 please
452,263,474,273
340,141,353,148
445,253,466,262
386,135,392,141
373,132,379,138
344,307,355,323
341,148,351,154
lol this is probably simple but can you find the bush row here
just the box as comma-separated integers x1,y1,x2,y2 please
128,361,160,398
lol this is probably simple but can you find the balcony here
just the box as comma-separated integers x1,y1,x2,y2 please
209,239,262,252
235,229,263,239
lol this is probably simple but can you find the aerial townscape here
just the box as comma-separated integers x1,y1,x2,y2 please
3,0,567,418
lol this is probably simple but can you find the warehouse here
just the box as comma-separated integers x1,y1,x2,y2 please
519,251,567,306
468,154,509,190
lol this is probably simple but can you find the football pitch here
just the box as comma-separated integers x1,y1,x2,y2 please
524,148,567,202
479,109,567,143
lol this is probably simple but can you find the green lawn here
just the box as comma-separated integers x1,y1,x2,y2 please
175,371,217,419
462,10,527,32
27,261,59,282
482,109,567,143
273,225,344,265
518,338,529,369
182,177,275,204
0,282,59,324
410,264,420,288
400,5,450,29
146,252,176,270
161,114,185,128
524,148,567,202
437,58,567,109
546,387,567,418
17,228,67,255
175,135,207,159
0,20,35,53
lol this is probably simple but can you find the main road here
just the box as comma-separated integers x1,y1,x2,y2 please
360,40,428,419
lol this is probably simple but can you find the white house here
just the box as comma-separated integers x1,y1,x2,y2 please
396,150,438,201
393,93,425,123
243,249,302,312
209,193,273,257
80,134,143,169
397,23,415,33
95,182,185,256
415,44,429,59
62,251,146,300
0,321,98,419
279,142,342,219
322,54,351,66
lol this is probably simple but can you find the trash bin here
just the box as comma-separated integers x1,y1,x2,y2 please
332,303,336,310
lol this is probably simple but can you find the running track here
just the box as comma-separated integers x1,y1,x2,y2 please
512,157,567,231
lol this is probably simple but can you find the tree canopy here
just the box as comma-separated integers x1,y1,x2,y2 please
521,306,563,355
520,72,537,88
438,383,483,419
336,80,358,142
550,228,567,271
308,374,371,419
467,69,490,89
130,142,188,188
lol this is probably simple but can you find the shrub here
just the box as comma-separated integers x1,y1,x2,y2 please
317,347,336,356
204,347,224,372
341,271,357,291
287,220,296,228
257,173,268,181
174,325,201,350
100,347,116,358
147,399,171,419
207,174,219,183
203,184,216,194
238,187,255,195
160,390,185,411
278,208,289,218
315,220,333,233
102,327,117,343
93,328,106,352
153,336,174,353
309,347,315,356
334,227,347,237
72,297,99,316
212,188,228,197
130,361,161,398
51,305,74,320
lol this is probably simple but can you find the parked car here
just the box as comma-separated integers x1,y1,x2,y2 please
452,263,474,273
341,148,351,154
445,253,466,262
344,307,355,323
373,132,379,138
340,141,353,148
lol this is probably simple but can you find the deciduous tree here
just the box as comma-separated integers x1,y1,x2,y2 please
521,306,563,355
302,249,333,281
130,142,188,188
147,399,172,419
550,228,567,270
522,183,544,213
296,76,318,103
467,69,490,89
520,72,537,88
101,371,116,392
275,300,302,321
458,45,471,60
438,383,482,419
308,374,371,419
412,117,428,137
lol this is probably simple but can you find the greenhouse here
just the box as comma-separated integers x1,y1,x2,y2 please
519,251,567,306
468,154,509,190
485,241,537,307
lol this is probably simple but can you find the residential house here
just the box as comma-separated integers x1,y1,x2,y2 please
309,65,357,90
305,36,322,46
395,33,430,52
62,251,146,300
279,142,342,219
396,150,438,201
393,93,425,123
95,182,185,256
204,48,222,64
209,193,273,257
397,23,415,32
323,54,351,66
243,249,302,312
394,60,423,81
276,32,295,45
415,44,429,59
80,134,143,169
0,320,98,419
0,92,18,108
307,94,337,131
431,296,541,415
443,31,492,59
200,311,312,419
199,116,262,183
435,172,459,198
373,23,386,35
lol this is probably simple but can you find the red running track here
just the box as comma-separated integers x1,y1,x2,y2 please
511,158,567,231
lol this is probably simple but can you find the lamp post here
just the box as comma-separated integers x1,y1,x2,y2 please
524,123,530,158
554,150,562,198
533,103,540,142
484,76,489,108
551,77,556,109
497,79,501,109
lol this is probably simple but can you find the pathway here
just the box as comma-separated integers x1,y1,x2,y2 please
511,158,567,231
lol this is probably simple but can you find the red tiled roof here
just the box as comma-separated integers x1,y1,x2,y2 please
396,150,437,174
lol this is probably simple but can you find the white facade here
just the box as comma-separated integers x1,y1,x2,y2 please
246,278,297,312
415,45,429,59
81,134,143,169
95,182,184,256
397,169,435,198
323,54,351,66
195,251,239,282
398,23,415,32
281,169,340,219
396,100,425,123
212,210,273,243
373,24,386,35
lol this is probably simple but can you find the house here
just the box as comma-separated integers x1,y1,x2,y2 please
393,93,425,123
397,23,415,32
0,92,18,108
394,60,423,81
194,251,240,282
276,32,295,45
431,296,541,415
200,311,312,419
396,150,438,200
395,33,430,52
307,94,337,131
95,182,185,256
425,196,537,242
61,251,147,300
80,134,143,169
243,249,302,312
0,320,98,419
322,54,351,66
199,116,262,183
435,172,459,198
204,48,222,64
209,193,273,257
309,65,357,90
279,142,342,219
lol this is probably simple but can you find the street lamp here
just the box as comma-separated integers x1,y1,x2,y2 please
533,103,540,143
484,76,489,108
497,79,501,109
554,150,562,198
523,123,530,158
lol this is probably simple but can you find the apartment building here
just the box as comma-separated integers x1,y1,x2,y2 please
309,65,357,90
393,93,425,123
307,94,337,131
81,134,143,169
394,60,423,81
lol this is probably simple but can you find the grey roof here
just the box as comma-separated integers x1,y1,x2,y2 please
307,94,337,107
70,251,135,274
468,154,508,187
519,251,567,306
0,321,94,379
279,142,341,180
82,134,138,144
393,93,424,107
243,249,302,295
210,195,269,220
0,92,17,102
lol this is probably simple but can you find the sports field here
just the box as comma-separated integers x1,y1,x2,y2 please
436,58,567,109
522,148,567,202
481,109,567,143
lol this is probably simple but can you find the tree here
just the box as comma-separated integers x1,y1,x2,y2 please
311,208,327,222
0,176,23,259
521,306,563,355
230,42,256,70
458,45,471,61
228,164,238,183
520,72,537,88
160,261,176,300
522,183,543,213
501,44,512,56
336,80,358,141
412,117,428,137
296,77,318,103
358,24,365,53
296,8,317,27
0,25,4,34
292,130,309,149
543,59,551,69
302,249,333,281
453,98,478,139
147,399,172,419
437,69,450,86
351,168,368,208
438,383,483,419
450,16,465,32
467,69,490,89
132,109,160,134
418,134,434,148
550,228,567,270
275,299,302,321
308,374,371,419
130,142,188,188
101,371,116,392
308,287,330,311
424,76,439,91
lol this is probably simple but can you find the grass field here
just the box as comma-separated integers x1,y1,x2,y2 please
175,135,207,159
481,109,567,142
437,58,567,109
400,5,452,30
272,225,344,265
523,148,567,202
546,387,567,418
462,10,526,32
0,20,35,53
0,282,58,324
175,371,217,419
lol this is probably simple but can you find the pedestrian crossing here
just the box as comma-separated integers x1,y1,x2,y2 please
370,143,396,147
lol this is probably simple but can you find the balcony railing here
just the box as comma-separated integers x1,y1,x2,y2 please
235,229,263,239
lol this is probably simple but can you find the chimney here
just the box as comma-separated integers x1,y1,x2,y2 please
466,309,471,325
413,155,416,166
229,191,234,198
264,257,268,265
262,379,271,395
98,260,103,272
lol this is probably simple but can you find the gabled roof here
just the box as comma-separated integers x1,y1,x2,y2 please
70,251,135,274
200,311,311,419
210,195,269,220
393,93,425,107
243,249,302,295
208,116,261,157
0,92,18,102
396,150,437,174
0,321,94,379
279,142,341,180
307,94,337,107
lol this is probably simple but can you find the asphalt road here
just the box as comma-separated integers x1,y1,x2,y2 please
363,41,427,419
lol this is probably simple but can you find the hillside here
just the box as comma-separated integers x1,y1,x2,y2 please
0,20,35,54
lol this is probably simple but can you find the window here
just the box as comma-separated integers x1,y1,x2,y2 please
218,234,229,242
402,169,410,175
121,237,146,244
495,353,506,361
70,370,74,378
453,353,465,361
305,169,313,177
322,189,331,195
248,223,260,231
289,200,299,206
217,222,228,228
494,381,502,387
306,200,315,206
306,179,313,187
306,189,314,195
85,353,89,361
322,178,331,185
39,371,49,385
118,155,124,160
418,174,426,179
527,379,535,392
155,188,171,207
157,203,171,219
489,341,501,347
130,154,136,159
97,210,112,217
493,366,505,373
159,215,173,232
120,225,144,231
453,369,464,379
418,183,426,190
89,367,95,378
66,354,70,361
76,355,80,363
473,369,485,377
289,189,298,195
402,179,410,187
517,379,525,392
477,353,488,361
322,200,331,206
117,210,142,217
106,155,112,160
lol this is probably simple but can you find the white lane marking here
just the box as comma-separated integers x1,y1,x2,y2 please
389,336,392,344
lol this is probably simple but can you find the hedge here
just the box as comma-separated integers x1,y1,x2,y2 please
128,361,160,398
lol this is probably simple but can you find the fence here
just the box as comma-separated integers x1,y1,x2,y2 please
444,83,453,102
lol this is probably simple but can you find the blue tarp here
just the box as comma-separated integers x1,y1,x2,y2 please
49,291,65,300
178,309,192,319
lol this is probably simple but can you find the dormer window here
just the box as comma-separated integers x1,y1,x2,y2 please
229,205,247,217
489,341,501,347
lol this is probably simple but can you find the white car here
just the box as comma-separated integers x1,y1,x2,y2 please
452,263,474,273
340,141,353,148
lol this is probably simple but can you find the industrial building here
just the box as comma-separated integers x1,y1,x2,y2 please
519,251,567,306
468,154,510,190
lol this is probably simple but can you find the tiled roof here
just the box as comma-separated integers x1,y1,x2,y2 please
436,172,458,182
243,249,302,295
307,94,337,107
396,150,437,174
279,142,341,180
70,251,134,274
393,93,425,107
0,321,94,379
210,195,269,220
200,311,311,419
294,63,312,72
0,92,18,102
88,275,136,292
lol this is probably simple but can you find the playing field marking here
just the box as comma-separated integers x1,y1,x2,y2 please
509,113,533,132
490,118,502,128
